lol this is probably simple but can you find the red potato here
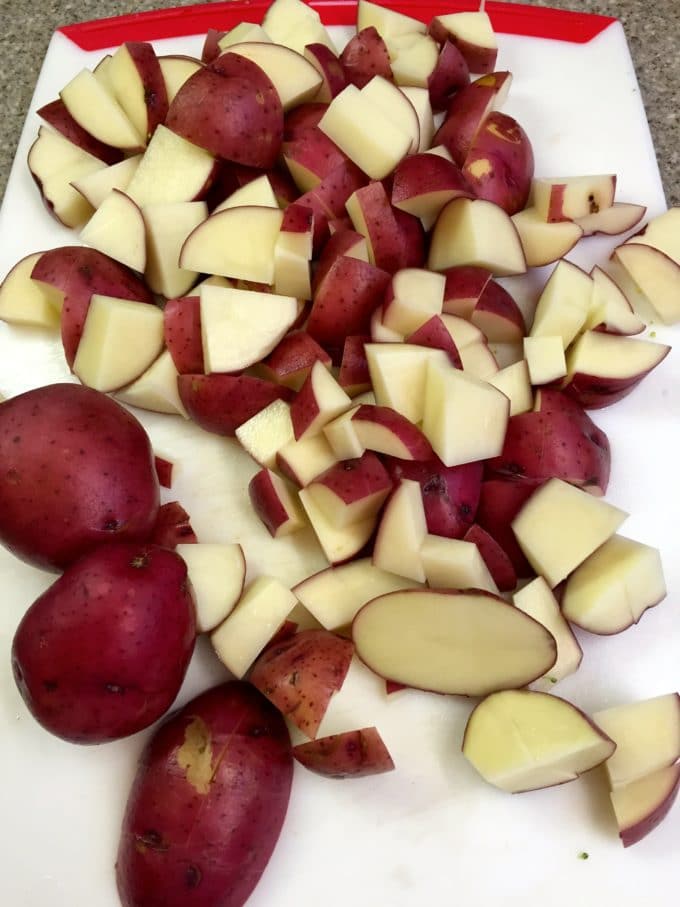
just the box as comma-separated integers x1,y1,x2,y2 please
110,42,169,143
391,152,473,227
283,126,350,192
406,316,463,366
150,502,198,547
442,264,492,317
166,59,283,169
427,40,470,112
433,71,512,166
259,330,332,390
296,160,367,252
249,629,354,738
313,228,368,291
37,98,124,164
462,112,535,215
294,726,395,778
348,181,424,273
305,255,391,359
0,384,159,570
463,524,518,592
384,457,483,539
340,26,393,88
163,295,204,374
31,246,153,368
154,456,173,489
471,279,526,342
283,101,328,140
307,451,393,526
116,682,293,907
178,374,292,437
12,543,195,744
475,479,540,578
352,404,435,460
201,28,226,63
303,43,347,101
338,334,372,393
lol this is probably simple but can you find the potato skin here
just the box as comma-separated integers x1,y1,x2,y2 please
116,682,293,907
0,384,160,570
11,542,196,743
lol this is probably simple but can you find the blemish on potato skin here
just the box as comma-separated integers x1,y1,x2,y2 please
178,717,215,795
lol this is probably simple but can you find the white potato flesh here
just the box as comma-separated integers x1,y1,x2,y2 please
462,689,615,793
584,266,644,334
210,576,298,678
323,407,365,461
566,330,670,380
80,189,146,272
296,361,351,439
273,244,312,300
422,358,509,467
458,340,499,380
28,126,102,181
383,268,445,335
72,154,142,210
125,124,215,207
523,335,567,385
488,360,533,416
433,11,497,49
158,56,202,104
420,535,498,593
562,534,666,634
353,590,557,696
319,85,412,180
511,207,583,268
594,693,680,788
531,174,616,222
108,43,152,142
612,243,680,325
60,68,142,149
181,205,284,284
200,284,298,373
235,399,294,469
389,33,440,90
360,77,420,153
73,294,164,393
293,558,420,630
143,200,207,298
177,542,246,633
213,174,278,213
357,0,426,36
574,202,645,236
511,478,628,588
610,764,680,846
400,86,435,152
365,343,449,425
624,207,680,264
277,434,338,486
513,577,582,683
529,259,593,347
372,479,427,583
0,253,60,329
298,487,376,565
115,349,188,417
223,42,322,110
428,197,527,277
218,22,272,50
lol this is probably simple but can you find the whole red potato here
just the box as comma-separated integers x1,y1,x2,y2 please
0,383,160,570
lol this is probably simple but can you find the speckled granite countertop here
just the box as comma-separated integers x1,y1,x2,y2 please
1,0,677,206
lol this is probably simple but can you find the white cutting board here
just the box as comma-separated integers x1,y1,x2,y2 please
1,7,679,907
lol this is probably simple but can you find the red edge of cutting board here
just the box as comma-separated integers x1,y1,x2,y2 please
58,0,616,51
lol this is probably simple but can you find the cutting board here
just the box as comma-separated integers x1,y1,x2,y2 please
1,3,678,906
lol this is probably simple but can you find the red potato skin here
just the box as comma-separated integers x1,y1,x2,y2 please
463,112,534,215
338,334,372,392
154,456,173,489
306,255,391,360
201,28,225,64
475,479,540,578
471,279,526,342
150,502,198,547
442,264,492,316
310,451,393,506
313,229,367,290
428,40,470,112
12,543,196,744
37,99,124,164
434,71,512,166
249,629,354,738
0,383,160,571
463,523,517,592
352,404,435,460
178,374,293,437
485,393,611,494
391,152,473,209
163,295,204,374
294,726,395,778
619,765,680,848
123,42,169,141
340,27,393,88
350,181,420,274
116,682,293,907
166,58,283,169
384,457,483,539
406,316,463,367
31,246,154,369
562,363,670,410
248,469,292,537
297,160,367,253
304,43,348,100
259,330,331,389
283,102,328,141
283,127,351,190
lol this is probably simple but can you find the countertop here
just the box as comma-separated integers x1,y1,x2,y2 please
1,0,677,207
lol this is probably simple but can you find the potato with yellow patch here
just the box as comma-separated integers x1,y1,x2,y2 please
116,682,293,907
